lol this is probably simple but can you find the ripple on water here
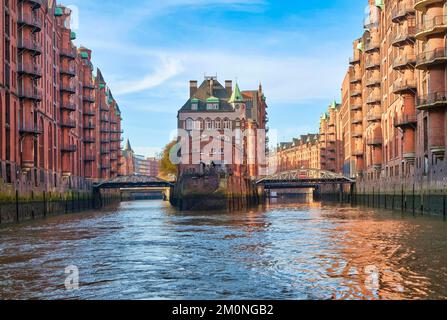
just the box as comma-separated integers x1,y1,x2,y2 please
0,200,447,299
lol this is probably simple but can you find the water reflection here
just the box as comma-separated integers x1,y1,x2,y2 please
0,199,446,300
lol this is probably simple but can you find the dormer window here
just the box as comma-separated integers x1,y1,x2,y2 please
206,97,219,110
191,98,199,111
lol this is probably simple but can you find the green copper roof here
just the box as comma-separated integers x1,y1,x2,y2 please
55,7,64,16
70,31,76,40
99,83,106,89
206,96,219,103
331,100,337,109
80,52,89,59
357,42,364,52
191,98,200,103
228,82,244,104
375,0,384,10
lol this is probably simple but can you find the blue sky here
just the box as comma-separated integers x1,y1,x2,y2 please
67,0,367,157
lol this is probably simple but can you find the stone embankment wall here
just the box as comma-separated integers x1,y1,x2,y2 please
353,175,447,217
0,187,121,225
318,176,447,217
170,173,260,211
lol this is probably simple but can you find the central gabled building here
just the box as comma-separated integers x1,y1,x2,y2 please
177,76,268,178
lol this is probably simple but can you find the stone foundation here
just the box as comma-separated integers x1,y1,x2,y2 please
171,173,259,211
0,189,121,225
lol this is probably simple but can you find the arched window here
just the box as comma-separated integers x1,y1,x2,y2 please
214,118,222,130
205,118,212,130
223,118,231,130
185,118,193,130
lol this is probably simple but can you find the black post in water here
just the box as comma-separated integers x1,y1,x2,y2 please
412,184,415,215
43,191,46,217
16,190,19,222
443,194,446,220
401,185,404,213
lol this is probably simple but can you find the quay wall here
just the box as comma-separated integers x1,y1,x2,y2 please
0,185,121,225
170,173,259,211
318,176,447,217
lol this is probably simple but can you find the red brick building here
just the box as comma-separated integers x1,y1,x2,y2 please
1,1,123,198
177,76,268,179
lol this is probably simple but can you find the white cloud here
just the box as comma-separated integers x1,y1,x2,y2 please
114,55,185,95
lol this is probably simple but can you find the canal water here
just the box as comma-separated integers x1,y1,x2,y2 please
1,199,447,300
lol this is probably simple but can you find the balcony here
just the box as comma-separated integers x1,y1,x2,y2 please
352,149,364,157
392,78,417,94
416,91,447,110
60,65,76,77
367,111,382,122
366,94,381,105
83,137,96,144
100,106,109,112
393,53,416,70
83,109,95,116
60,83,76,94
61,144,77,153
18,62,42,78
101,164,111,170
100,148,110,154
84,123,96,130
100,116,109,123
18,13,42,32
364,40,380,53
101,128,110,133
61,102,76,111
416,47,447,69
352,117,363,124
365,57,380,70
18,87,42,101
349,56,361,65
394,114,417,129
391,27,416,47
350,75,362,84
84,155,96,162
415,15,447,40
25,0,42,9
414,0,445,12
83,83,95,90
391,1,415,23
350,89,362,97
19,124,42,135
352,131,363,138
365,76,381,88
83,94,95,103
18,39,42,55
60,47,77,60
60,119,76,128
367,138,383,146
351,104,362,111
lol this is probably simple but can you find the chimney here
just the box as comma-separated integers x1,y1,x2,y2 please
190,80,198,97
225,80,232,95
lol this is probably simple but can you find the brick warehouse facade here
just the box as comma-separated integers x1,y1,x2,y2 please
1,1,123,199
274,0,447,214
